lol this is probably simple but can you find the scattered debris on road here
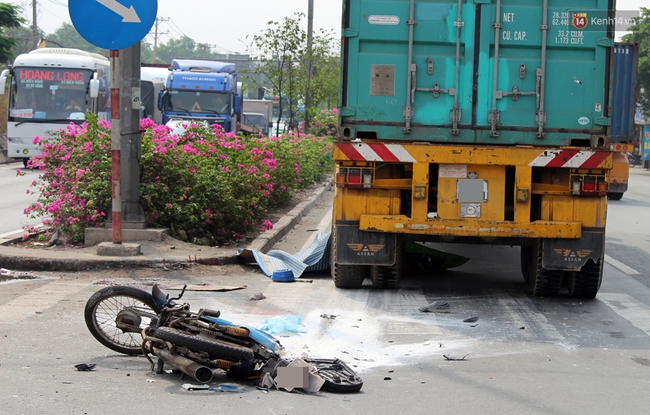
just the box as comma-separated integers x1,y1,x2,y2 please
419,301,451,313
443,354,470,361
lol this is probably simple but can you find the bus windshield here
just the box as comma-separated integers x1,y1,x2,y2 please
163,90,230,114
9,67,94,121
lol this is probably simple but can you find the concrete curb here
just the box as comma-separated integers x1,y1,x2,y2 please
0,180,334,272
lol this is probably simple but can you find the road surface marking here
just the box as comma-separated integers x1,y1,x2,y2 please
599,293,650,337
604,255,640,275
299,207,332,252
0,280,89,324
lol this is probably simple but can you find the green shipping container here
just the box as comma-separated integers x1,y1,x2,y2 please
340,0,615,147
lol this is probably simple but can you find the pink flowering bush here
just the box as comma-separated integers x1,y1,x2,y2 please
304,108,339,138
22,113,333,244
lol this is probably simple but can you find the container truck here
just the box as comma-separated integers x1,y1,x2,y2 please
331,0,621,298
606,42,640,201
158,59,241,132
241,99,273,136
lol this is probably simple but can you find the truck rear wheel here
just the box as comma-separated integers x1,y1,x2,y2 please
607,192,623,201
529,240,563,297
520,244,534,284
333,264,366,288
566,259,602,299
370,241,403,289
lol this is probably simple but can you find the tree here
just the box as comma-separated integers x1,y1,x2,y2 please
0,3,25,64
156,36,199,63
246,13,340,135
298,28,340,129
45,23,106,55
246,13,308,135
622,7,650,116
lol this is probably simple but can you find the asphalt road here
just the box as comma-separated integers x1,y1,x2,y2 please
1,169,649,414
0,161,42,235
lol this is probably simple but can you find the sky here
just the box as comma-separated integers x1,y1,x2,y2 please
7,0,344,53
5,0,647,54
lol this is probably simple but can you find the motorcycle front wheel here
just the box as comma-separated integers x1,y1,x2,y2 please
84,286,160,355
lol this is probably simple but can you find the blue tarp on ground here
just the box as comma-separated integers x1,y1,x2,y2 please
238,232,331,279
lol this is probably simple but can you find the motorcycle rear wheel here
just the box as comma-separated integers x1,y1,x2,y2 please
84,286,160,355
153,326,254,362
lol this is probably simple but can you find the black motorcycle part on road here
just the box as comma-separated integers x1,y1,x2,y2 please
303,358,363,393
84,286,160,355
153,326,254,362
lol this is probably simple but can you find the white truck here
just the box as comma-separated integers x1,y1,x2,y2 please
242,99,272,136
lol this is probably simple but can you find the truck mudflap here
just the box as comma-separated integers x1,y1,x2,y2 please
334,224,396,266
542,231,605,271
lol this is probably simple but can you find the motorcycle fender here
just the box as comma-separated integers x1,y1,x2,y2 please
202,316,279,352
542,231,605,271
335,225,396,266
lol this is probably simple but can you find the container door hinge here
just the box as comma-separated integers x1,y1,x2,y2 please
536,111,547,138
343,28,359,38
594,117,610,126
450,108,461,135
489,110,500,137
339,107,356,117
597,38,613,47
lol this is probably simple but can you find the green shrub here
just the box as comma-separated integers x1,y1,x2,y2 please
21,114,333,244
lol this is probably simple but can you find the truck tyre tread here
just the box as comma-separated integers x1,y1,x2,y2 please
567,259,602,299
333,264,365,288
531,240,563,297
607,192,623,201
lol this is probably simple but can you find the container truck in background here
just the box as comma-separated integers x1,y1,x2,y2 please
332,0,621,298
241,99,273,136
606,42,640,201
158,59,242,132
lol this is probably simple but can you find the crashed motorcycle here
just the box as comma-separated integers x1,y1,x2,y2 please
84,284,362,392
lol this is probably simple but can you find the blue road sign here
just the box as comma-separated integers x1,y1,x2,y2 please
69,0,157,50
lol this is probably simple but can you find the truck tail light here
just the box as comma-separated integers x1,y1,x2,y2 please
336,167,373,188
571,174,608,196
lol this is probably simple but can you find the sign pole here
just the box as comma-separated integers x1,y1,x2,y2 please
110,49,122,244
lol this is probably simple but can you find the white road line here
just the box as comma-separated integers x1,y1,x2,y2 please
299,207,332,251
599,293,650,337
0,280,89,324
604,254,641,275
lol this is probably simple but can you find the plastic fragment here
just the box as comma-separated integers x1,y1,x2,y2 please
463,316,479,323
249,292,267,301
443,354,470,361
419,301,451,313
75,363,96,371
210,384,244,393
182,384,209,390
259,314,307,334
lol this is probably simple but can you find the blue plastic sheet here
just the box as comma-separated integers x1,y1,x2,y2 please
259,314,307,334
238,231,331,279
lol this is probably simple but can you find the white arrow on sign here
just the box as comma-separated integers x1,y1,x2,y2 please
96,0,141,23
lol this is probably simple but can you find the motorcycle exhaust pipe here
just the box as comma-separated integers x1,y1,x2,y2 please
153,347,213,383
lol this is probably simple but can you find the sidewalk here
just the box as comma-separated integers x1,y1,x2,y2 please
0,181,333,272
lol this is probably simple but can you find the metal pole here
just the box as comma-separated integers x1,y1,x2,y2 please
120,43,145,226
110,50,122,244
305,0,314,130
32,0,38,49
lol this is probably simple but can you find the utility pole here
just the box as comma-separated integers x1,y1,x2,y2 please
32,0,38,49
305,0,314,130
151,17,169,63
